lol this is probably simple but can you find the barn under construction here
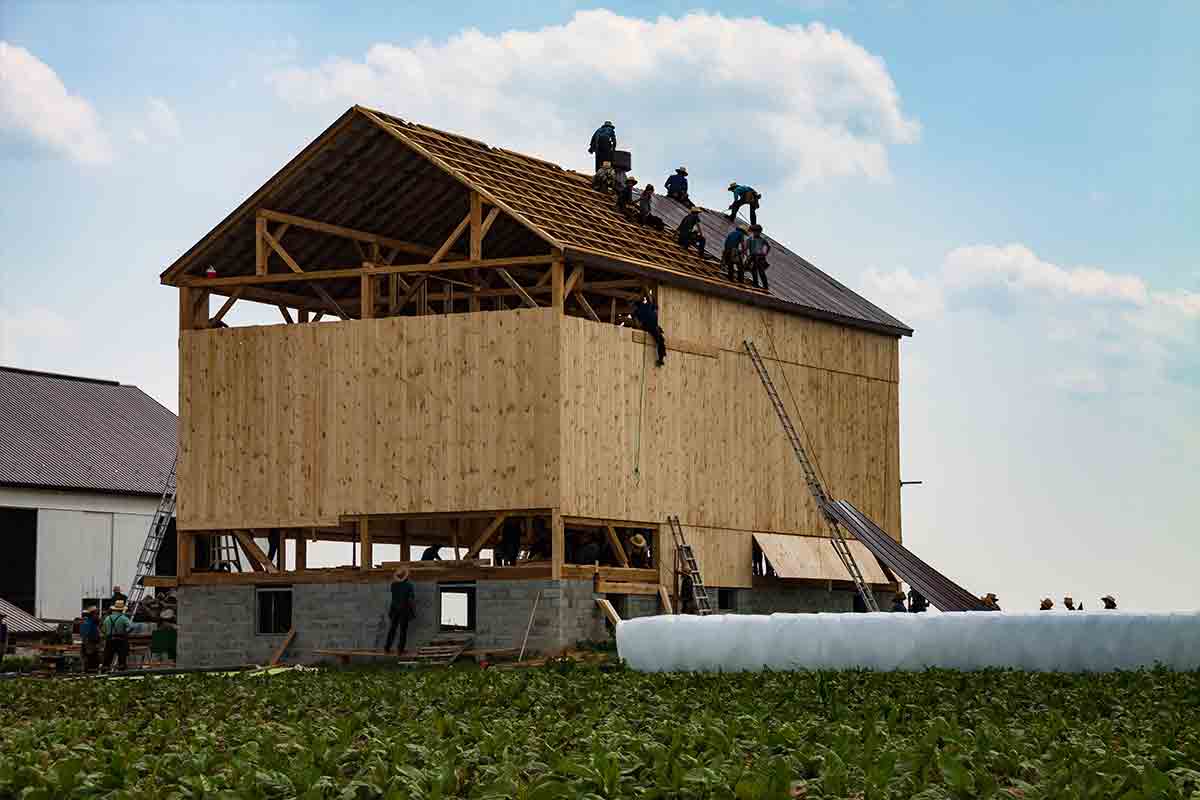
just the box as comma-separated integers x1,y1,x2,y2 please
158,106,942,667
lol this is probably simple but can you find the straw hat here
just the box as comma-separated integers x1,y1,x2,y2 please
676,166,688,175
1101,594,1116,603
728,181,738,190
626,176,637,184
111,600,126,612
629,533,647,549
393,568,410,582
1039,598,1053,610
690,206,702,214
601,161,612,168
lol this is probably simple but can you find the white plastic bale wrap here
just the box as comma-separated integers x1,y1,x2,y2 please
615,612,1200,672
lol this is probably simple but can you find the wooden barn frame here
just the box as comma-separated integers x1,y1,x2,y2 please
160,107,912,664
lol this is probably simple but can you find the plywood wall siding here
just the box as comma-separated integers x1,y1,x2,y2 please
560,286,900,548
178,309,560,530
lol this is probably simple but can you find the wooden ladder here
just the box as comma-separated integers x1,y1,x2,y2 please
668,515,712,615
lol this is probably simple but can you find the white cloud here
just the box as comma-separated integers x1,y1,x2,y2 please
0,306,75,365
943,244,1149,305
0,41,113,164
267,10,919,186
146,97,181,140
861,266,943,321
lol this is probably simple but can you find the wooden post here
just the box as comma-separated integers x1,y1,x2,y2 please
359,518,372,571
255,217,267,275
469,270,480,312
298,309,309,324
452,519,461,560
177,530,193,581
399,520,409,562
179,287,208,330
551,510,564,580
361,274,374,319
276,530,286,571
469,192,483,261
551,258,565,312
295,530,308,571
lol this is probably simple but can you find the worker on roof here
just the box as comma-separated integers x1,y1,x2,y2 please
592,161,618,194
1040,597,1054,610
1101,594,1117,610
80,606,101,673
636,184,665,231
630,294,667,367
980,592,1001,610
722,226,748,283
890,592,907,612
744,224,772,290
676,207,706,259
588,121,617,171
616,175,638,215
385,568,415,654
102,600,131,672
665,167,691,205
727,183,762,225
907,588,928,613
1063,595,1079,611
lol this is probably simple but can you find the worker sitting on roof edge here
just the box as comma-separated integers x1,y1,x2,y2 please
1063,595,1079,611
723,226,748,282
630,294,667,367
592,161,618,194
744,225,771,290
980,592,1001,610
636,184,665,231
727,182,761,225
1101,594,1117,610
676,207,706,258
616,175,638,215
1040,597,1054,610
589,121,617,171
665,167,690,205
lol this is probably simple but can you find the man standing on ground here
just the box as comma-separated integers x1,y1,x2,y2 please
102,600,132,671
385,568,416,654
111,585,127,604
0,611,7,671
80,607,101,673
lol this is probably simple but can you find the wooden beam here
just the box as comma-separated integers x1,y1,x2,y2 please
398,276,428,311
658,585,673,614
210,289,243,325
469,192,483,261
181,255,558,288
232,531,278,573
263,230,303,274
595,597,621,626
311,284,350,321
563,265,584,298
465,513,508,560
278,305,294,324
270,628,296,665
604,525,630,568
255,218,267,276
258,208,446,259
295,530,308,571
359,519,372,571
480,207,500,240
496,269,538,309
574,290,600,322
177,531,193,581
432,213,471,264
551,510,564,581
551,258,565,311
179,287,208,330
597,579,659,595
361,273,374,319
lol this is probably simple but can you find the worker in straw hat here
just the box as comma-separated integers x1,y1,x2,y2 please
1039,598,1054,611
385,568,416,655
1101,594,1117,610
616,175,638,216
727,182,762,225
102,600,132,671
980,592,1000,610
890,591,907,612
665,166,691,205
627,532,651,568
1063,595,1079,611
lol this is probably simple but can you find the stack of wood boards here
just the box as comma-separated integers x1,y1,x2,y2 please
396,634,473,667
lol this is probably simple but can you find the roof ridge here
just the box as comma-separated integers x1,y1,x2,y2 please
0,366,119,386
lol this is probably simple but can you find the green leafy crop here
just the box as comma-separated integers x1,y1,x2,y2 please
2,665,1198,798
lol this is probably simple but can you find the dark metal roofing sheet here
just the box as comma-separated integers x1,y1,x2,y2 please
0,596,55,635
825,499,992,612
0,367,176,496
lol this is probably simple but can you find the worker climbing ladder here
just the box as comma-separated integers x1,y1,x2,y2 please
667,515,712,615
126,455,178,619
744,340,879,612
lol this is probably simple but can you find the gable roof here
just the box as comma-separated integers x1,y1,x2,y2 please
161,106,911,337
0,596,56,635
0,367,177,496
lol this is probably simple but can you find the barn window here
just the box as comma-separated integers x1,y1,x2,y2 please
439,582,476,631
256,587,293,634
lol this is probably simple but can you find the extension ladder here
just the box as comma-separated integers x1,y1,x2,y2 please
667,515,713,615
744,340,879,612
126,455,178,619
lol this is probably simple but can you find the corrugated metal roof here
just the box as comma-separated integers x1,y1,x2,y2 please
0,596,55,635
0,367,176,496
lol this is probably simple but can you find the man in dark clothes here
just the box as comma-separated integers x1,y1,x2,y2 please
420,545,442,562
528,519,552,561
664,167,690,204
631,294,667,367
1101,594,1117,610
722,226,747,282
627,533,651,568
0,612,7,671
498,518,523,566
727,183,761,225
110,585,127,604
890,592,907,612
588,121,616,171
615,176,638,216
266,530,281,564
385,568,416,654
634,184,665,230
680,572,697,614
908,588,929,613
80,607,101,672
575,533,602,565
676,207,706,257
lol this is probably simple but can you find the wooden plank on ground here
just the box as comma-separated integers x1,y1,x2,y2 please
270,628,295,665
595,598,621,626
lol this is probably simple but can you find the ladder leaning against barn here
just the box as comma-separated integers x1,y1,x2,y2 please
126,454,178,619
744,340,880,612
667,515,713,615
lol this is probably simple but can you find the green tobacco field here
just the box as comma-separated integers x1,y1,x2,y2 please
3,664,1199,799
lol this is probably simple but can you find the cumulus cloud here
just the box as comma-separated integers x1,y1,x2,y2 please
267,10,918,186
860,266,943,321
943,244,1150,305
0,41,113,164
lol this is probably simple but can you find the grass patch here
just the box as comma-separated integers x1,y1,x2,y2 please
2,665,1198,797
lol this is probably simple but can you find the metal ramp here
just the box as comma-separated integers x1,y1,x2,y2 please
668,515,713,615
824,500,992,612
127,455,178,619
744,340,879,611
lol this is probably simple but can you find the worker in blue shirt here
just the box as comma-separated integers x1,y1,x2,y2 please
588,121,616,171
722,226,748,282
664,167,690,205
727,182,762,225
80,607,101,672
744,224,772,290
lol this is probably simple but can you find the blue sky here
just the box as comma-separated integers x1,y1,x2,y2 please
2,2,1196,610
